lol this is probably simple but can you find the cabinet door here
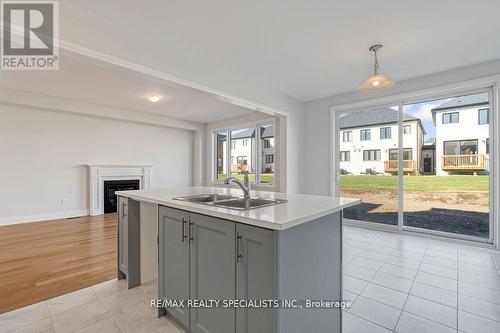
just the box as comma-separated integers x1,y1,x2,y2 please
236,224,277,333
189,213,236,333
118,197,128,276
159,206,190,328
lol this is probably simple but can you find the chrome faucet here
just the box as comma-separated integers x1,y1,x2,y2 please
224,172,250,199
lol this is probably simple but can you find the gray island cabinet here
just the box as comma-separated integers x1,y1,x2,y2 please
116,186,360,333
158,206,277,333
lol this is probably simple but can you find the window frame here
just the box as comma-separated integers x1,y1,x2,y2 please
211,117,278,189
442,112,459,124
479,108,489,125
363,149,381,161
360,129,371,141
343,131,352,142
443,139,479,155
340,151,350,162
380,127,392,139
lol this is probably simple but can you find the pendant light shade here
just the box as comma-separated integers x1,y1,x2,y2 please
359,44,394,92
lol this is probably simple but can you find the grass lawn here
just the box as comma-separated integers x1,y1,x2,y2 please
217,173,274,184
340,175,489,192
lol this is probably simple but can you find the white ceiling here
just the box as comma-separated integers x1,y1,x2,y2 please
67,0,500,101
0,55,256,124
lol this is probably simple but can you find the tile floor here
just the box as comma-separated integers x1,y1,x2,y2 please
342,225,500,333
1,225,500,333
0,278,184,333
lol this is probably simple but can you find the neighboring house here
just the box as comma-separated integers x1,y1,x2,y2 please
260,124,275,173
339,108,425,175
432,93,490,176
228,128,256,173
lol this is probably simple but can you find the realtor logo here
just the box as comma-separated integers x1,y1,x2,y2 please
1,1,58,70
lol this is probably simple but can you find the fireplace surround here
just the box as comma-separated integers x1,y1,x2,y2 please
88,165,151,216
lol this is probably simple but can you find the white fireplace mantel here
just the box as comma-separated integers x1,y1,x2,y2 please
88,165,151,216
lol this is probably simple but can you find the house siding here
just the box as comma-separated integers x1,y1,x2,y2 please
434,106,489,175
339,120,421,175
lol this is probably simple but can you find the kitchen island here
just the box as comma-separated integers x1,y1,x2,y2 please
116,186,360,333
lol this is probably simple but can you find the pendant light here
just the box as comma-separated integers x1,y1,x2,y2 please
359,44,394,92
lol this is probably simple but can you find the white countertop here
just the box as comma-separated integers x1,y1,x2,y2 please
116,186,360,230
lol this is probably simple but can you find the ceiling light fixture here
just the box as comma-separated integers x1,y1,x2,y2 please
148,95,161,103
359,44,394,92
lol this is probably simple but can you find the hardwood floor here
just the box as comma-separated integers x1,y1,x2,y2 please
0,214,117,314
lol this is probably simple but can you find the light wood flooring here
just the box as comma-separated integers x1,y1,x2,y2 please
0,213,117,314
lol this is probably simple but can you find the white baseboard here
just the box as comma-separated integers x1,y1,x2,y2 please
0,209,90,226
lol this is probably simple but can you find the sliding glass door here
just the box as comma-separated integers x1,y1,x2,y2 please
339,107,399,226
402,92,491,239
337,89,493,242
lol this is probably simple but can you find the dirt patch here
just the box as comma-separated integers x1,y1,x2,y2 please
341,189,488,212
340,189,489,238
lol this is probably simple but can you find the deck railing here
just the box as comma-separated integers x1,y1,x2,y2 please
384,160,416,174
441,154,486,171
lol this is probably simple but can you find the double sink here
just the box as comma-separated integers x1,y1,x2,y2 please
173,193,286,210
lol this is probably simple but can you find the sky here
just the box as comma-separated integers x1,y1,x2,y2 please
403,98,450,140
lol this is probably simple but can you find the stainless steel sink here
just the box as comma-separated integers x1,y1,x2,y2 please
209,198,287,210
173,193,238,203
172,194,286,210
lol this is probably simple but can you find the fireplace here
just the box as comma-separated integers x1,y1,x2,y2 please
88,165,151,215
103,179,140,213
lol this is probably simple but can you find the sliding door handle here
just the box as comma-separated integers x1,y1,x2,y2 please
122,202,127,219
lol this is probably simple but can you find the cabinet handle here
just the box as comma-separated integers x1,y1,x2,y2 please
236,233,243,263
189,222,194,241
181,218,187,242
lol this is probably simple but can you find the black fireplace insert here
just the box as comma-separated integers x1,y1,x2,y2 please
104,179,140,213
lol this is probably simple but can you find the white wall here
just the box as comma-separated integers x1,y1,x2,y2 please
304,59,500,195
0,105,194,225
59,2,305,194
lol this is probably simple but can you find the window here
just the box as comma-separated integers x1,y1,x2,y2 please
444,140,478,155
215,131,227,180
214,121,277,186
260,123,275,184
380,127,391,139
363,149,380,161
237,156,248,164
343,131,352,142
388,148,412,160
360,129,371,141
479,108,489,125
231,128,255,179
340,151,350,162
403,125,411,134
403,149,413,161
442,112,459,124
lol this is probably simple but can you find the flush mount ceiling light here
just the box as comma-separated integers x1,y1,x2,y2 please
359,44,394,92
148,94,161,103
